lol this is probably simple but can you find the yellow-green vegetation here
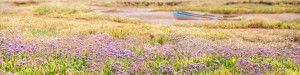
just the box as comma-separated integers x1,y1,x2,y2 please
34,5,89,15
173,18,300,29
33,5,143,23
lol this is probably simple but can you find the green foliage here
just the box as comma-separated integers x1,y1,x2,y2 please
221,57,236,69
34,5,75,15
150,34,167,45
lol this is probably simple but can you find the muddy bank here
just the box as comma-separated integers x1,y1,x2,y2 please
93,7,300,24
112,1,188,7
225,1,300,5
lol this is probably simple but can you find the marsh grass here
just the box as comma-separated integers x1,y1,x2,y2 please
0,15,150,38
32,5,143,24
173,18,300,29
1,14,299,43
34,5,91,15
70,12,144,24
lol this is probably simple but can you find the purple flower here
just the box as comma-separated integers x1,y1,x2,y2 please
262,62,271,70
159,65,174,73
116,71,128,75
16,60,25,66
165,66,174,72
143,44,155,53
176,70,182,75
111,62,123,72
36,58,45,63
184,63,206,72
294,45,300,51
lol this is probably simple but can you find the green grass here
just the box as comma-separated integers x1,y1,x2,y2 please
149,34,167,45
30,27,56,36
34,5,78,15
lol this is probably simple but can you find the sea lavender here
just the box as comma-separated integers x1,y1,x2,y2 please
111,62,123,72
15,60,25,66
143,44,155,54
159,65,174,73
116,71,128,75
262,62,271,70
36,58,45,63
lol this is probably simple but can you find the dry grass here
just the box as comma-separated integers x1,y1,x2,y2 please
173,18,300,29
0,1,299,42
2,13,300,43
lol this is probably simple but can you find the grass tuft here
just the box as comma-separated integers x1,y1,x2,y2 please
150,34,167,45
34,5,91,15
